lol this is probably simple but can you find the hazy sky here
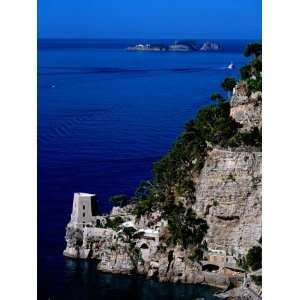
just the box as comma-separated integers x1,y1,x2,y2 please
38,0,262,39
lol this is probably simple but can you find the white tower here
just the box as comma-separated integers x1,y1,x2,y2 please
69,192,98,228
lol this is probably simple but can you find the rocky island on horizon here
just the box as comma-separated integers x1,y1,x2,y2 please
63,43,262,300
126,40,221,52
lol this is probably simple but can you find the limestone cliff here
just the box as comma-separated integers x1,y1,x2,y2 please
193,148,261,258
190,81,262,259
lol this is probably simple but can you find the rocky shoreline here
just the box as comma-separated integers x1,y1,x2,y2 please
63,50,262,299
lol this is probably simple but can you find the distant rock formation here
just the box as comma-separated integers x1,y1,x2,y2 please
126,40,221,52
127,43,168,51
200,41,221,51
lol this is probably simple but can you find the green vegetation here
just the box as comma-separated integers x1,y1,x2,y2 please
246,246,262,271
237,245,262,271
247,77,262,93
158,202,208,259
236,256,248,270
221,77,237,93
227,127,262,150
193,102,240,146
210,93,224,103
251,275,262,286
133,180,164,218
240,64,252,81
240,42,262,93
109,194,129,207
244,43,262,58
105,216,124,230
189,244,207,262
163,204,208,249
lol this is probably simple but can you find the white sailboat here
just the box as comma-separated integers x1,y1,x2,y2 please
227,62,234,70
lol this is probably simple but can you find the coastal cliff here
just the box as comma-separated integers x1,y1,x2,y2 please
64,44,262,299
193,147,261,258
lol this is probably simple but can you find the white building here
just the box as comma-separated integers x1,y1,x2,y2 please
69,192,98,228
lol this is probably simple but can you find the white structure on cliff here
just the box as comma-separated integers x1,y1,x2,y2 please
69,192,98,228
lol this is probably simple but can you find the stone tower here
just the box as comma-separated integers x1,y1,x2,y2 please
69,192,98,228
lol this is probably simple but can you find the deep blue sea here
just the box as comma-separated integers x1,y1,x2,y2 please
38,39,251,299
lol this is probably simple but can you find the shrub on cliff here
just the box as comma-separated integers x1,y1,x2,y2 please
194,101,240,146
210,93,225,103
221,77,237,93
251,275,262,286
105,216,124,230
237,245,262,271
246,246,262,271
164,203,208,249
133,180,165,217
240,43,262,92
240,59,261,81
244,43,262,58
247,77,262,93
226,127,262,149
240,64,252,80
109,194,129,207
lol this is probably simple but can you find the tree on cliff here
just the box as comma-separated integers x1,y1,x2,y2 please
240,42,262,92
244,43,262,58
246,245,262,271
237,245,262,271
221,77,237,97
109,194,129,207
164,203,208,249
210,93,224,103
222,77,237,92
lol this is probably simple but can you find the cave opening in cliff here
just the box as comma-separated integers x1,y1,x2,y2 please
202,264,220,272
140,243,149,249
167,250,174,272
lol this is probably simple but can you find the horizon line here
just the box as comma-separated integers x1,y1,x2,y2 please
38,37,261,41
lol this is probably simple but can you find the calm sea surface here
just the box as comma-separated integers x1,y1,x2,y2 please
38,39,251,299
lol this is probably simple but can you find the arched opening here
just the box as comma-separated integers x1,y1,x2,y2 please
96,219,101,227
140,243,149,249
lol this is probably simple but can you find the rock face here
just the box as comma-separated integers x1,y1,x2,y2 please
193,148,262,257
146,246,232,289
97,244,136,274
230,82,262,132
153,247,204,284
191,82,262,259
216,286,261,300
